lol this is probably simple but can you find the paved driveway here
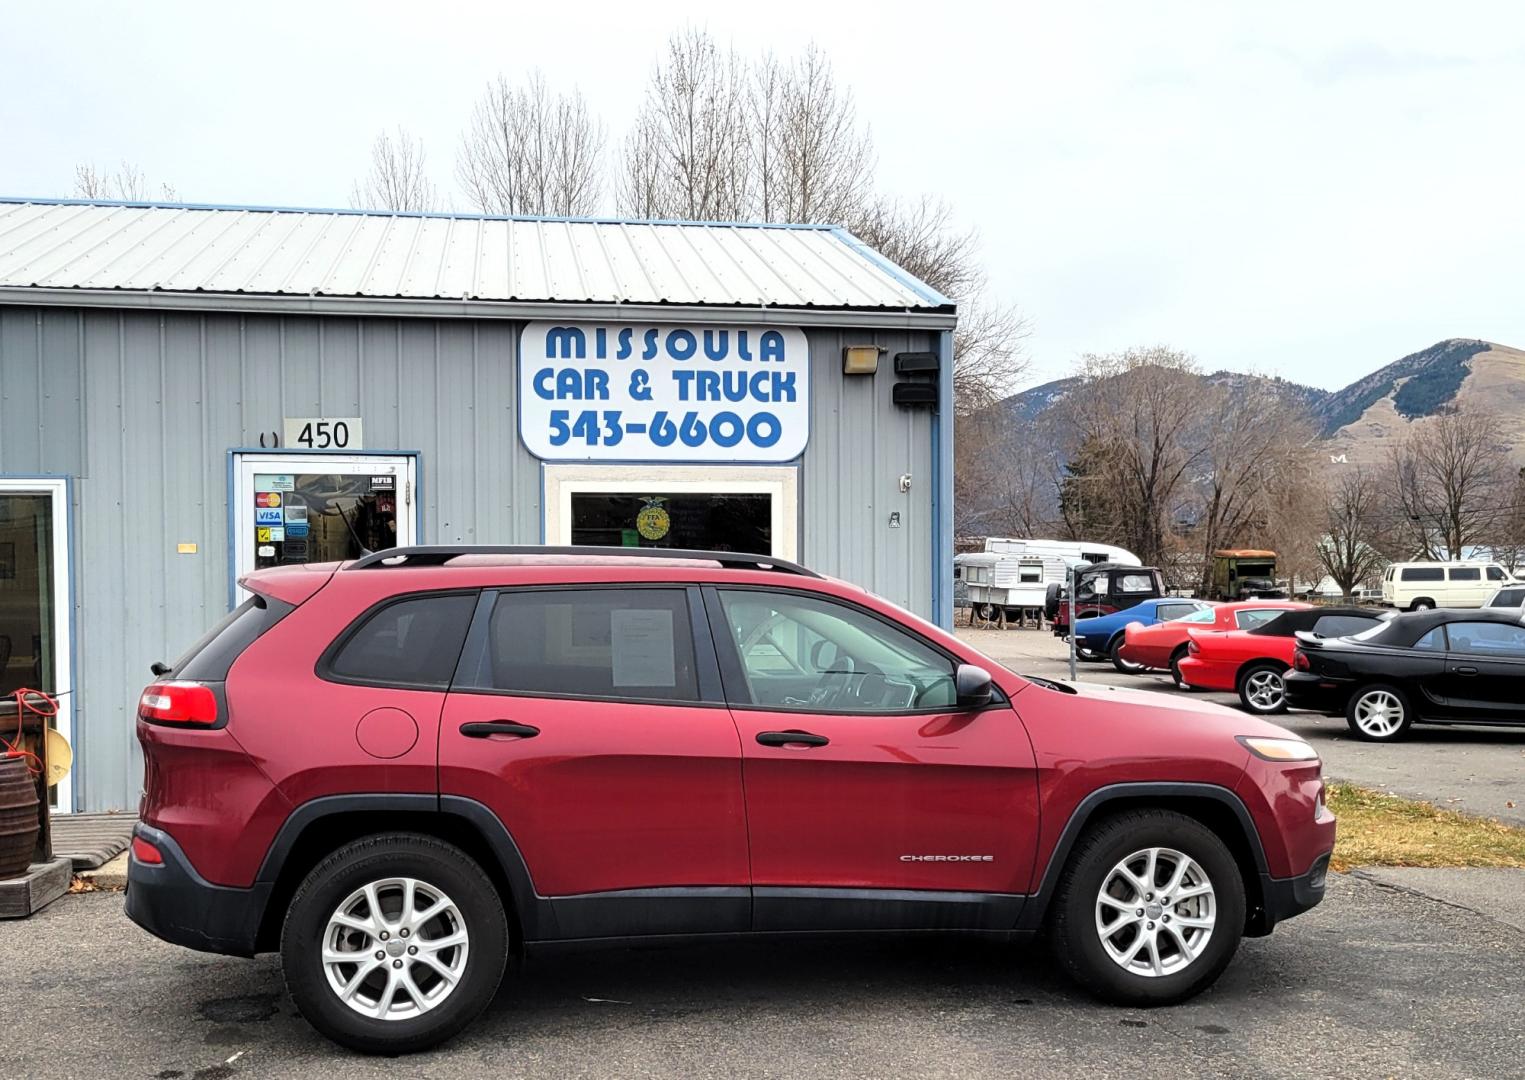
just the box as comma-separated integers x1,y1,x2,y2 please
3,880,1522,1079
959,627,1525,827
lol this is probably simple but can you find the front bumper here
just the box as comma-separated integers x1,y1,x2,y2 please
1283,672,1350,715
1251,852,1331,935
124,823,270,957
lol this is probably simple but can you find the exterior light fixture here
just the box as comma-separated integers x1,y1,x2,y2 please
842,345,883,375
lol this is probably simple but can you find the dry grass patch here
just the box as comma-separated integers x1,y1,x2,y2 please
1327,783,1525,871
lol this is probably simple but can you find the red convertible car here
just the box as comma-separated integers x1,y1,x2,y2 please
1121,601,1307,687
1177,606,1389,714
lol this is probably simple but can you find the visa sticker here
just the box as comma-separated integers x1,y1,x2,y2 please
255,507,283,526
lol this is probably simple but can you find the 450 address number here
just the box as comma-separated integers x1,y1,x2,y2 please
548,409,783,450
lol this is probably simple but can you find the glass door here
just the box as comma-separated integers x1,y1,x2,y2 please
232,454,417,600
0,479,73,812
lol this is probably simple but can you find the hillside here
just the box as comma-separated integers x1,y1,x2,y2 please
998,338,1525,464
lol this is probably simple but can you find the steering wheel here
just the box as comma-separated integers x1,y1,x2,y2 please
808,653,857,708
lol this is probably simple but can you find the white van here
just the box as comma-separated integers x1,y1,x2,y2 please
1380,561,1514,610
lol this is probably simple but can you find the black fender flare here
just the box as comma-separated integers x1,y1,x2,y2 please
252,793,556,941
1016,782,1270,933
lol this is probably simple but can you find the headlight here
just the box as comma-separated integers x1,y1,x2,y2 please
1236,736,1319,762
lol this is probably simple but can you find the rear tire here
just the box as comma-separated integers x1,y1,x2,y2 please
1345,683,1414,742
1237,662,1289,715
1049,810,1245,1005
1408,598,1435,612
281,833,509,1055
1111,636,1146,674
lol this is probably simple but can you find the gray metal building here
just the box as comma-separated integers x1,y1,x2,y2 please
0,197,958,813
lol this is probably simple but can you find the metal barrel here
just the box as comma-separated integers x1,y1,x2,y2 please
0,756,40,879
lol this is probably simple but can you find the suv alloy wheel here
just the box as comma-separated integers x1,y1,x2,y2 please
280,834,508,1054
1048,810,1245,1004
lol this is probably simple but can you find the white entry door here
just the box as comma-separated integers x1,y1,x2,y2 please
232,454,417,599
0,478,73,812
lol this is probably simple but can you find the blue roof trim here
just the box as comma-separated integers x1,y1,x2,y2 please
0,194,843,232
827,226,953,308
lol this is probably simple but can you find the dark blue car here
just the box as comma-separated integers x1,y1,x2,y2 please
1073,597,1215,671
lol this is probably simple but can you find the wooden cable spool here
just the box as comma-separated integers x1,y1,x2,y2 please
0,755,40,879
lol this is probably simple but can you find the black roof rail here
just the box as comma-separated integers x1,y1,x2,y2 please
345,544,822,578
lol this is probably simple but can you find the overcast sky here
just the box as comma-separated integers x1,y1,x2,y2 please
4,1,1522,391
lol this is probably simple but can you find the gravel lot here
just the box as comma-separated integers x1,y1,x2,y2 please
3,880,1522,1079
958,626,1525,827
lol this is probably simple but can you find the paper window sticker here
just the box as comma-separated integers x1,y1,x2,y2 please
610,608,677,687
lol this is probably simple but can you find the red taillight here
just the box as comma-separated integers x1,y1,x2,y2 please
1293,649,1311,671
138,681,219,726
130,836,163,864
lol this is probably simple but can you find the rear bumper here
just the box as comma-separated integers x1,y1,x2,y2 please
1176,656,1236,692
1284,672,1349,714
1252,851,1331,935
124,823,269,957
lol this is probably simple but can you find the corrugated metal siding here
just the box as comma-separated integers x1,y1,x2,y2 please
0,200,946,310
0,306,934,811
0,305,541,811
800,328,935,614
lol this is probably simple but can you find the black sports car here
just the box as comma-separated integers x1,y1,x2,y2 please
1285,607,1525,741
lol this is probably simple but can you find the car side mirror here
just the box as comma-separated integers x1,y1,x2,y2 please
956,664,994,710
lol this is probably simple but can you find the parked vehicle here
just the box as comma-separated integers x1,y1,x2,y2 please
1078,598,1217,673
1210,550,1287,601
1380,561,1513,611
1484,585,1525,608
127,545,1334,1053
957,539,1138,624
1286,607,1525,740
1048,563,1169,645
1177,606,1390,714
1121,601,1306,686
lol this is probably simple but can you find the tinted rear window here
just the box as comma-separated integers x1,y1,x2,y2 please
1401,567,1444,582
175,595,295,681
1310,615,1379,637
1489,588,1525,608
462,588,699,703
326,592,477,688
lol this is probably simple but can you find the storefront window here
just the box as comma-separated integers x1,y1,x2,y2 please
0,494,56,697
569,493,771,553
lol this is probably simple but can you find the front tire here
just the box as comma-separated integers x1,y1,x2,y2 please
1237,662,1289,715
1110,636,1146,674
1049,810,1245,1006
1345,683,1414,742
1409,598,1435,612
281,833,509,1055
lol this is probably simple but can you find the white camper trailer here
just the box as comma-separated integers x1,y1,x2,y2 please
955,539,1141,624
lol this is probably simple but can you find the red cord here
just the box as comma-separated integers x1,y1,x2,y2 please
3,688,56,776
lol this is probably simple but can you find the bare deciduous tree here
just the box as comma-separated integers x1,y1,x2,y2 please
1317,468,1389,598
457,72,604,216
754,44,874,224
848,195,980,300
1057,347,1203,567
74,162,177,201
618,28,753,220
350,127,440,213
1190,379,1317,594
1386,409,1505,560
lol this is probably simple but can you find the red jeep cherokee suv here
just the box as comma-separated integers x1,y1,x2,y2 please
127,547,1334,1054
